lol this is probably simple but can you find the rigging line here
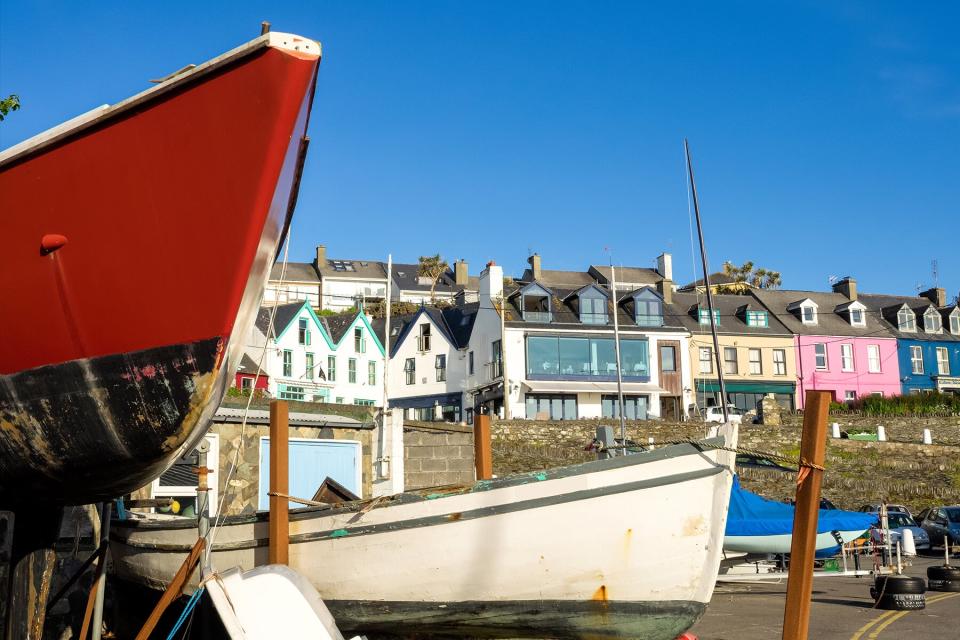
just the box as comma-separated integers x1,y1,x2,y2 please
208,230,293,549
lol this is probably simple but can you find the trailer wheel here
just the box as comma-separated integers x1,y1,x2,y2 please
927,565,960,592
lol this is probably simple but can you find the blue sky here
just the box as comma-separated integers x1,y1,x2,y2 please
2,2,957,298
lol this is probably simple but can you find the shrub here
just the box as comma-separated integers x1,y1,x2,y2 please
844,392,960,416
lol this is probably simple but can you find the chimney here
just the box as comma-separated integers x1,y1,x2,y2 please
315,244,326,268
832,276,857,301
920,287,946,308
657,279,673,305
480,262,504,304
455,259,469,287
527,253,542,281
656,252,673,282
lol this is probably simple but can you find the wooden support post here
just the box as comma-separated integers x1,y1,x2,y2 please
269,399,289,565
474,414,493,480
134,538,204,640
4,506,63,640
782,390,831,640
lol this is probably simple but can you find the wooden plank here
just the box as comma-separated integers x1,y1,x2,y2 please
4,506,62,640
782,390,831,640
474,414,493,480
269,400,290,565
133,538,204,640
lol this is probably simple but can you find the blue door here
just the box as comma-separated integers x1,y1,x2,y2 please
259,438,361,510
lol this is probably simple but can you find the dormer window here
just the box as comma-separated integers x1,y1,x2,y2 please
924,308,942,334
632,288,663,327
950,310,960,335
850,308,864,326
801,305,817,325
898,307,917,332
746,310,768,327
520,283,552,322
698,308,720,326
841,301,867,327
577,287,609,325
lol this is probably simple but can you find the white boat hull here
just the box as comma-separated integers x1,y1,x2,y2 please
112,434,736,639
724,529,868,554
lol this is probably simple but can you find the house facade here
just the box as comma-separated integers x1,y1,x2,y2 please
859,288,960,395
751,279,902,407
670,292,798,413
242,301,386,406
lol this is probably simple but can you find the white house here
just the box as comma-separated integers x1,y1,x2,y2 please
378,305,478,422
465,256,693,421
244,301,386,406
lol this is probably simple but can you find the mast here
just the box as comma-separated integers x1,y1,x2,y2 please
610,263,627,452
684,139,729,424
382,254,392,412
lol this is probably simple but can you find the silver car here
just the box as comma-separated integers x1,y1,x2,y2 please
870,512,930,551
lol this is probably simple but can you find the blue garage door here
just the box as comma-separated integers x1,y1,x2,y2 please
259,438,361,510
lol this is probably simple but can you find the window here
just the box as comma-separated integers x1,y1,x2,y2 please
305,353,314,380
723,347,738,375
746,311,768,327
418,324,431,351
368,361,377,385
468,351,474,375
910,346,923,374
348,358,357,383
748,348,762,375
635,298,663,327
240,376,253,391
814,343,827,370
898,308,916,332
525,394,577,420
659,345,676,372
937,347,950,375
699,347,713,374
525,336,648,378
850,307,865,327
354,399,376,406
492,340,502,378
327,355,336,382
435,354,447,382
840,344,854,372
521,285,552,322
282,350,292,377
773,349,786,376
354,327,365,353
844,390,856,403
801,305,817,324
279,384,304,401
579,290,608,324
335,396,344,404
924,310,942,334
951,312,960,336
601,395,648,420
871,392,883,398
298,318,311,345
867,345,881,373
699,309,721,326
404,358,416,384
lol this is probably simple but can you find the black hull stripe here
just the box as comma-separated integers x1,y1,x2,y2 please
115,464,726,552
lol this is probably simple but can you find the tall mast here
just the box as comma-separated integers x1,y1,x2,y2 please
610,263,627,452
684,139,728,424
382,254,392,412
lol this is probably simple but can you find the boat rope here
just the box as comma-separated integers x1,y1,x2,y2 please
165,585,205,640
266,491,331,508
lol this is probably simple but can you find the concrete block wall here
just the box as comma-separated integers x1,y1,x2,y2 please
404,426,476,490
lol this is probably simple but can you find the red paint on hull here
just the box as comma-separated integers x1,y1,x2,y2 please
0,44,319,375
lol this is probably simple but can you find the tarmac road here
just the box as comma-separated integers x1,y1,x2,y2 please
690,555,959,639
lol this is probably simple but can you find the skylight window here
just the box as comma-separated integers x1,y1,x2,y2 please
331,260,355,272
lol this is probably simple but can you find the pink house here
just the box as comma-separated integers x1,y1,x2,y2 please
752,279,903,408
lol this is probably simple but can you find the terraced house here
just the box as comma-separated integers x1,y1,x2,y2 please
670,292,798,413
751,278,902,407
859,287,960,395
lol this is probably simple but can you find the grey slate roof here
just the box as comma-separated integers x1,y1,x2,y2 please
236,353,266,376
391,263,478,294
518,269,599,288
587,265,663,287
255,302,305,338
269,261,320,282
678,271,740,291
370,304,479,356
749,289,897,339
316,259,386,280
669,292,793,337
320,313,358,345
858,293,960,343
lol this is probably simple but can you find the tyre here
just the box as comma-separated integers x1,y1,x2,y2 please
874,575,926,595
928,565,960,592
875,592,926,610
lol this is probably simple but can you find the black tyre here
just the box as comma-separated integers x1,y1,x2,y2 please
875,575,926,595
928,565,960,592
875,592,926,610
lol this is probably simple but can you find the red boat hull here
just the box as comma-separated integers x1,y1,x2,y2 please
0,34,320,505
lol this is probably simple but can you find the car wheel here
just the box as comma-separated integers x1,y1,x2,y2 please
928,565,960,592
873,576,926,610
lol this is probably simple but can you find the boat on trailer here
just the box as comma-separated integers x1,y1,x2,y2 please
111,425,737,640
0,32,321,507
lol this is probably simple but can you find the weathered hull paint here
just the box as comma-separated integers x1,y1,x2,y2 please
0,338,223,505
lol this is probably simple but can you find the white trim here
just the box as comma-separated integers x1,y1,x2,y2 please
151,433,219,516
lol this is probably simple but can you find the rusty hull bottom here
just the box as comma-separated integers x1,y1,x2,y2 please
327,599,707,640
0,337,225,506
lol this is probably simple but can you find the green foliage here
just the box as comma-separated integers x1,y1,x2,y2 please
225,387,268,399
721,260,782,291
418,253,449,302
0,94,20,122
834,391,960,416
318,307,355,317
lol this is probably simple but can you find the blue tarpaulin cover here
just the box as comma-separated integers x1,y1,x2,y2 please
726,476,878,537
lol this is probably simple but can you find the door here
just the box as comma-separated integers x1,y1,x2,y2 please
259,438,361,510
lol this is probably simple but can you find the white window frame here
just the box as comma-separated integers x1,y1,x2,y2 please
746,311,768,328
844,390,856,403
814,343,828,370
936,347,950,375
840,343,855,372
698,347,713,374
723,347,738,375
801,305,817,325
849,305,866,327
924,309,942,334
867,344,881,373
951,311,960,336
773,348,787,376
151,433,219,517
699,309,721,326
898,308,916,332
748,348,762,375
910,346,923,375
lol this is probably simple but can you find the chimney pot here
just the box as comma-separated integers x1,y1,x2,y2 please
656,253,673,282
528,253,542,281
657,279,674,305
920,287,946,308
455,259,469,287
315,244,327,268
832,276,857,301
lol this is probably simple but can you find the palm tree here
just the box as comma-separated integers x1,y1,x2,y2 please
418,254,449,302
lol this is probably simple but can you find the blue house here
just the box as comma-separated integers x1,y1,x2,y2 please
860,289,960,395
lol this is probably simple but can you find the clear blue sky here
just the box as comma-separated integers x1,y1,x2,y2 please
2,2,957,298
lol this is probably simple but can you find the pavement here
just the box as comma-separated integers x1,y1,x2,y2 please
690,554,959,640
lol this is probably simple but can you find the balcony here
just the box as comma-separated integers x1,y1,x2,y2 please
523,311,552,323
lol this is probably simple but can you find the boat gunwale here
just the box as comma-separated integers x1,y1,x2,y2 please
0,32,320,169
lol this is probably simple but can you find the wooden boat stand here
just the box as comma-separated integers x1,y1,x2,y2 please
133,538,205,640
2,505,64,640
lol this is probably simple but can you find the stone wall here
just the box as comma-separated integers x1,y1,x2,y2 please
404,424,476,490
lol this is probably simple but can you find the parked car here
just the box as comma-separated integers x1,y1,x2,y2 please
869,512,930,551
858,504,913,519
916,506,960,547
701,405,743,424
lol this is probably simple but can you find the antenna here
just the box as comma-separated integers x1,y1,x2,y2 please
932,260,939,288
915,281,923,295
828,275,838,285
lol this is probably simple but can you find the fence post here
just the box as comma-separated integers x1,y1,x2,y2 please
922,428,932,445
269,400,289,565
474,414,493,480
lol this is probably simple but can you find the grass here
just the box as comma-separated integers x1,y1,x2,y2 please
833,392,960,416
